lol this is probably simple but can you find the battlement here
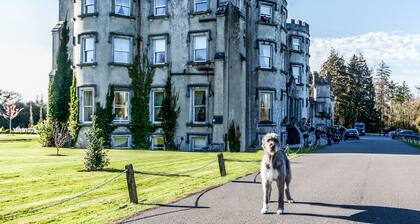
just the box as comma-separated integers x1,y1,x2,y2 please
287,19,310,35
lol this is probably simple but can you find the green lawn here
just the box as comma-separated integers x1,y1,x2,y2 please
0,136,305,224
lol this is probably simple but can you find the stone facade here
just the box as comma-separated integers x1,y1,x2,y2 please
51,0,322,151
310,73,335,130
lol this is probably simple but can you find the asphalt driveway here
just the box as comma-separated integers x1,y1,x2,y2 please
119,136,420,224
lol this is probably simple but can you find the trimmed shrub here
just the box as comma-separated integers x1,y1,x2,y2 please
34,118,54,147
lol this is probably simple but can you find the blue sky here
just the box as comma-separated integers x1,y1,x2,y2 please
0,0,419,100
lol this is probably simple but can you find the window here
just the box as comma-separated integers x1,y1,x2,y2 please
114,91,130,122
112,135,130,149
191,136,208,151
259,92,273,122
193,35,208,62
80,88,94,123
292,37,301,51
259,43,272,68
113,37,131,64
192,88,207,123
154,0,167,16
115,0,131,16
152,89,164,123
292,65,302,84
260,4,272,23
317,102,326,114
82,0,96,14
81,36,95,63
153,38,166,64
194,0,208,12
151,135,165,150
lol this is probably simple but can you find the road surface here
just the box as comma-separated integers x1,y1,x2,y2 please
119,136,420,224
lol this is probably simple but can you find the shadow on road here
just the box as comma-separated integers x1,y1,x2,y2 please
288,201,420,224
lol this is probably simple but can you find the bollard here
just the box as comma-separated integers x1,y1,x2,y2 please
125,164,138,204
217,153,226,177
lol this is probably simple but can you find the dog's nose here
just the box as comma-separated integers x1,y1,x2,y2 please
269,143,275,149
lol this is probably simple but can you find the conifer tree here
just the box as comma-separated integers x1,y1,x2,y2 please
161,75,180,150
129,55,154,149
48,21,73,122
374,61,392,127
68,74,79,145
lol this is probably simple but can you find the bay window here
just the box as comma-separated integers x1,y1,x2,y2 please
259,43,272,69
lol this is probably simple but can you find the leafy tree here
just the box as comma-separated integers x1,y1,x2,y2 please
129,55,154,149
68,74,80,145
227,121,241,152
0,90,21,104
93,87,115,148
1,103,24,133
34,118,55,147
161,75,180,150
48,21,73,123
84,115,110,171
53,122,71,156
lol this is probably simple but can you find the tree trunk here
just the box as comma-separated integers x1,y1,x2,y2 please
9,119,12,134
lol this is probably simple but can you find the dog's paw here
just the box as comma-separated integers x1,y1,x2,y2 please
287,199,294,204
276,209,284,215
261,207,269,214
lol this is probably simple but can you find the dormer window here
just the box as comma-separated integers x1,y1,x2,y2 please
115,0,131,16
82,0,96,14
260,4,273,23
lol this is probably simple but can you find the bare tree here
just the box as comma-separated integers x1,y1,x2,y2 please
53,122,71,156
1,103,24,134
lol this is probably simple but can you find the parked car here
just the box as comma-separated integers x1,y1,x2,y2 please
354,122,366,136
396,130,416,138
345,129,360,140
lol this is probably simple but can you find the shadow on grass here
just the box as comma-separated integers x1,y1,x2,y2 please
97,168,190,177
47,154,68,157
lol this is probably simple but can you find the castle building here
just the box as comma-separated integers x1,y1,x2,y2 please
51,0,315,151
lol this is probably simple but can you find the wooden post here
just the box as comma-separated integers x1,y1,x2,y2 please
217,153,226,177
125,164,138,204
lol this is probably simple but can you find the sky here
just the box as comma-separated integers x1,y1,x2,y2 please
0,0,419,101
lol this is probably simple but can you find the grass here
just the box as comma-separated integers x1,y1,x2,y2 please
0,136,307,224
399,138,420,150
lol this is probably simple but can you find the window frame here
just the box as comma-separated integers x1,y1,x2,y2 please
194,0,208,12
114,0,132,16
190,135,208,151
259,91,274,123
81,35,96,64
112,36,132,64
191,87,209,124
192,34,208,62
151,88,164,124
292,37,302,51
80,87,95,124
151,135,165,150
111,135,131,149
152,37,167,65
82,0,96,14
259,43,273,69
154,0,167,16
259,3,273,23
113,91,130,122
292,65,303,84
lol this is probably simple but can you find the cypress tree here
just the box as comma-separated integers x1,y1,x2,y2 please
129,56,154,149
68,73,80,145
161,75,180,150
48,21,73,122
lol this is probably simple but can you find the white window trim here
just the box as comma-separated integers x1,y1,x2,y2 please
259,43,273,69
194,0,208,12
80,87,95,124
152,37,167,65
190,135,208,152
112,36,132,64
114,0,132,16
259,91,274,122
81,36,96,64
192,34,208,62
111,135,132,149
151,135,165,150
190,87,209,124
113,91,131,123
154,0,167,16
151,89,164,124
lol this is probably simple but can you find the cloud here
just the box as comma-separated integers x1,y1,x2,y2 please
310,31,420,89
